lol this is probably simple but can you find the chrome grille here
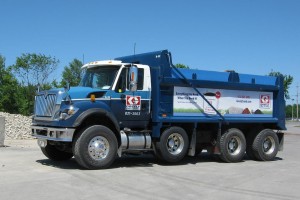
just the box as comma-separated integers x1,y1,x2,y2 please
35,93,57,117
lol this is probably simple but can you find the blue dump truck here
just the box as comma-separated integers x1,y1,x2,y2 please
32,50,285,169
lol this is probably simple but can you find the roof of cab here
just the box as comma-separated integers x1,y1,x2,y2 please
81,60,124,69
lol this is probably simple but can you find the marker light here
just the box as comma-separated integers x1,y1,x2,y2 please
91,94,96,102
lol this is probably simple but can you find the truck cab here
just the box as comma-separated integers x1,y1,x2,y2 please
33,61,151,130
80,60,152,129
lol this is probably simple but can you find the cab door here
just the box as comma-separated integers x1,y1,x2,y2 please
111,65,151,129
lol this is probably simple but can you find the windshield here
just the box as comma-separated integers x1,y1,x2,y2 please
79,66,120,89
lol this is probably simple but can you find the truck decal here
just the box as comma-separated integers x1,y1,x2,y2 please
260,94,271,109
173,87,273,116
126,95,141,110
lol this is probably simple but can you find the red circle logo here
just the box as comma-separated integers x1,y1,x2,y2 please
215,91,221,99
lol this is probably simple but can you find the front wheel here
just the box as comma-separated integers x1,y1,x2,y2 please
41,144,73,161
252,129,279,161
156,127,189,163
219,128,246,163
73,125,118,169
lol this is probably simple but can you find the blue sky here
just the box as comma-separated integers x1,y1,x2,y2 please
1,0,299,104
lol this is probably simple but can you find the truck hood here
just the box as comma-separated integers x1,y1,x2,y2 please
49,87,107,99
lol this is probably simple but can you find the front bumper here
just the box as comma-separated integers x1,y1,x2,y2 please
31,126,75,142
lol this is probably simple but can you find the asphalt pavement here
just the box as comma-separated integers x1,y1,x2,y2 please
0,122,300,200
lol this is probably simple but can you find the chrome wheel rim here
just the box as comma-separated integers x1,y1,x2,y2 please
263,136,275,155
227,136,242,155
167,133,184,155
88,136,109,160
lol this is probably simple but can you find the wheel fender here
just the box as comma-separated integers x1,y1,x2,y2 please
73,108,120,133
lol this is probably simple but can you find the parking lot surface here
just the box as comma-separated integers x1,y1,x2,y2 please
1,122,300,200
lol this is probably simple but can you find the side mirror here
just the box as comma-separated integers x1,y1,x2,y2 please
129,65,138,92
36,83,41,94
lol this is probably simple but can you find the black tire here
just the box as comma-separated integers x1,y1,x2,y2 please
41,144,73,161
219,128,246,163
73,125,118,169
156,127,189,163
252,129,279,161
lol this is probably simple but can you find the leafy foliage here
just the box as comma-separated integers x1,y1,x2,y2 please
268,71,293,99
0,55,21,113
60,59,83,87
285,104,299,119
175,63,189,69
9,53,59,115
11,53,59,88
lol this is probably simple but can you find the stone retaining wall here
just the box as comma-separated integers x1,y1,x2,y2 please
0,112,32,140
0,117,5,146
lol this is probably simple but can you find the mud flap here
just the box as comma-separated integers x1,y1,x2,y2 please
277,132,284,151
188,128,196,156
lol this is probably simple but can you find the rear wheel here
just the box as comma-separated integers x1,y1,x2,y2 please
156,127,189,163
252,129,279,161
73,125,118,169
219,128,246,163
41,144,73,161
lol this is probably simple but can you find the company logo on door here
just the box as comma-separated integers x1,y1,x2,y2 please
126,96,141,110
260,94,271,108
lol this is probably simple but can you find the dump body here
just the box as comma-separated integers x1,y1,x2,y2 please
117,50,285,136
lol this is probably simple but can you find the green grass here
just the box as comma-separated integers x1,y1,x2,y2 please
261,110,273,115
174,108,204,113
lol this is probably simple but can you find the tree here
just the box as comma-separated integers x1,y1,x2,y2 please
10,53,59,115
60,59,83,87
0,55,20,113
175,63,189,69
269,71,293,99
11,53,59,88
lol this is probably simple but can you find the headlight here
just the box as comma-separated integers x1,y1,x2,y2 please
59,106,79,120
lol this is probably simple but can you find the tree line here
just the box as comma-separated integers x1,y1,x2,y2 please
286,104,300,119
0,54,296,117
